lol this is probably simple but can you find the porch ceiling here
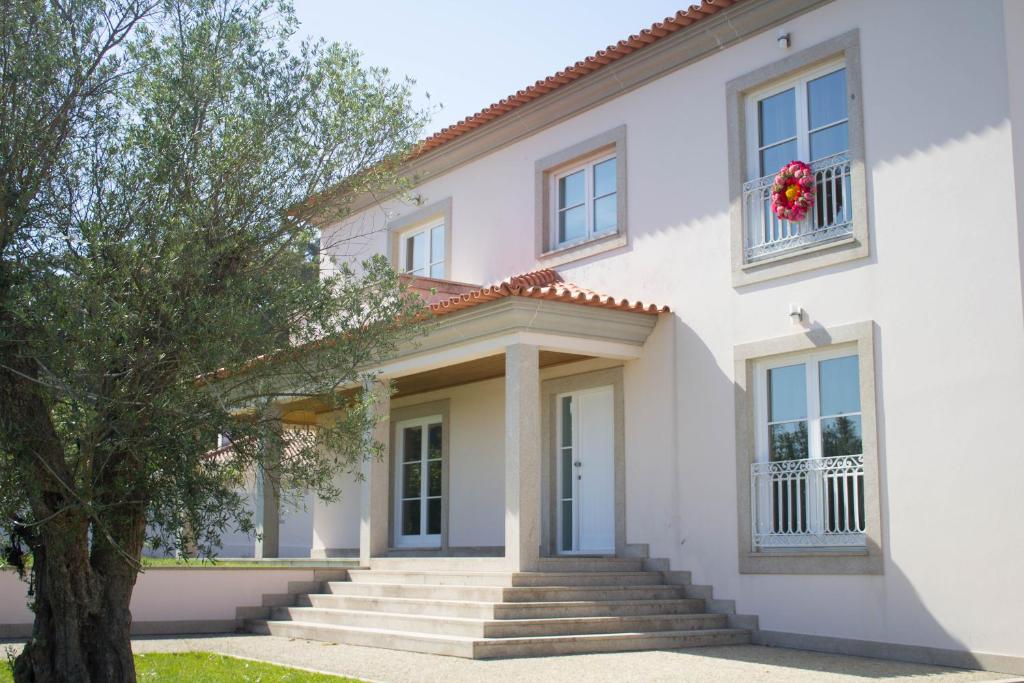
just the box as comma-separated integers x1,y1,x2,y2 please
392,350,588,399
280,351,589,424
275,279,663,425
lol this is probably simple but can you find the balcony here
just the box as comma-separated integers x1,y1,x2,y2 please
742,152,853,263
751,454,866,550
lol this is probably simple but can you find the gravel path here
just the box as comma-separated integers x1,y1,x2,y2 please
114,635,1019,683
2,635,1017,682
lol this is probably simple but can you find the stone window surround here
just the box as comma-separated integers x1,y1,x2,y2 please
388,399,451,553
387,198,453,280
540,366,627,557
727,30,869,287
534,126,628,268
734,320,883,575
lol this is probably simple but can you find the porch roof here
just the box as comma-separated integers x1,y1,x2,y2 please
408,269,669,317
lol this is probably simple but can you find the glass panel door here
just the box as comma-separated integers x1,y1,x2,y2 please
394,416,443,547
556,386,615,554
818,355,864,535
767,363,809,534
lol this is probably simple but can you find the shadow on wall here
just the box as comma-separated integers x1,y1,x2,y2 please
667,316,994,673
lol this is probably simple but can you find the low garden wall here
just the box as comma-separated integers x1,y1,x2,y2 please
0,563,351,639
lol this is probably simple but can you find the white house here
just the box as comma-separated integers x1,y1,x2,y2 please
244,0,1024,670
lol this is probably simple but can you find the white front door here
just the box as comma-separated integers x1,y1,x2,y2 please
394,416,443,548
557,386,615,554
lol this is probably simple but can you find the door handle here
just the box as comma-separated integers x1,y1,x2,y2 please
573,461,582,467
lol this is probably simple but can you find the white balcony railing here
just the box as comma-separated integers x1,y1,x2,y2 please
751,454,866,549
743,152,853,262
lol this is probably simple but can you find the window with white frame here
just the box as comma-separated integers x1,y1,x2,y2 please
398,221,445,278
742,61,853,262
752,346,865,549
552,154,617,248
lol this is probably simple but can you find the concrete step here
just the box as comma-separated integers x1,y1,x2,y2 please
271,606,727,638
248,619,476,658
271,606,487,637
301,593,497,619
369,556,506,572
325,581,689,603
535,557,644,572
485,613,728,638
249,619,750,659
325,581,504,601
493,598,707,619
345,569,664,587
501,584,689,603
472,628,751,659
301,593,707,620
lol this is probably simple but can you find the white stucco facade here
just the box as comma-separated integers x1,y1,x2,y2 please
307,0,1023,670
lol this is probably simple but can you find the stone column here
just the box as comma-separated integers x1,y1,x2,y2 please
505,343,542,571
253,467,280,559
359,378,391,567
254,414,283,559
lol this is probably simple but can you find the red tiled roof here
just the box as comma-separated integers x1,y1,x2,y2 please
414,0,739,158
202,270,666,384
400,273,485,305
425,269,669,317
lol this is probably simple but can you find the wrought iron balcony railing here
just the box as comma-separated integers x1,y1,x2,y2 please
742,152,853,262
751,454,866,549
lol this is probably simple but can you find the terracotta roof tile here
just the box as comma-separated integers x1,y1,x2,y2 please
401,273,483,305
427,269,669,317
201,270,667,384
413,1,739,158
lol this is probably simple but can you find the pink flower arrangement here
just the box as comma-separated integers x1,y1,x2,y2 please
770,160,816,222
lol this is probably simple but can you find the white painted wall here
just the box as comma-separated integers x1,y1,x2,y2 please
143,473,314,559
0,568,317,634
441,378,506,548
311,466,362,556
317,0,1024,663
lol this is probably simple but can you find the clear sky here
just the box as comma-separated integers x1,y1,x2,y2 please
290,0,684,137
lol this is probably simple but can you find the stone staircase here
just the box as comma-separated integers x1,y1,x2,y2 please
244,558,752,659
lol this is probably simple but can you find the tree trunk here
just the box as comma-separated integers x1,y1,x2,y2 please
1,322,145,683
13,508,145,683
14,514,96,682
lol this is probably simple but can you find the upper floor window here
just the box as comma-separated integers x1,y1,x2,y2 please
752,66,848,178
728,32,868,287
552,154,617,248
742,61,853,263
399,221,445,279
535,126,627,266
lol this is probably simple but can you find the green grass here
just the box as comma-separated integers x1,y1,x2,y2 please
139,557,307,568
2,556,325,571
1,652,361,682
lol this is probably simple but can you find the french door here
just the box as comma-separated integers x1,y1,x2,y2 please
556,386,615,554
752,347,865,548
394,416,443,548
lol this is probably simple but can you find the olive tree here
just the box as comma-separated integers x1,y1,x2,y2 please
0,1,427,680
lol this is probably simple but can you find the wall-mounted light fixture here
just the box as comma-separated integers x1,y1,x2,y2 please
778,31,791,50
789,303,803,324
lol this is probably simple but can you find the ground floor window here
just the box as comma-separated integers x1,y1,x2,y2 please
752,346,866,549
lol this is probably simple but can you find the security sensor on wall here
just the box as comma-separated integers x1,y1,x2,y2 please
778,31,791,49
789,303,803,324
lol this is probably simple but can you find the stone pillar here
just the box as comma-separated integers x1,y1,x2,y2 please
504,343,542,571
254,412,283,559
359,378,391,567
254,468,280,559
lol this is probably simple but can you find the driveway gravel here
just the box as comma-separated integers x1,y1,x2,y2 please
112,634,1021,683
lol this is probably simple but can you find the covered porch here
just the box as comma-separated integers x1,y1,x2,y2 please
268,270,668,571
